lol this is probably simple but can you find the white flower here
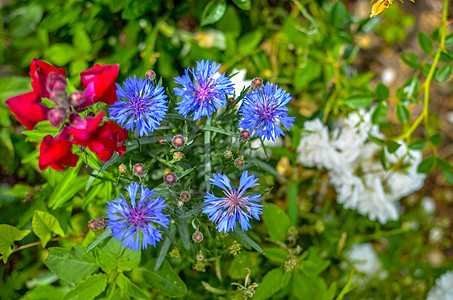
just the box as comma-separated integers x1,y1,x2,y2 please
296,119,340,169
347,243,385,279
427,271,453,300
230,69,251,97
422,196,436,214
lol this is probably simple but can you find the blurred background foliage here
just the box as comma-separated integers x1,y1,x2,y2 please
1,0,453,299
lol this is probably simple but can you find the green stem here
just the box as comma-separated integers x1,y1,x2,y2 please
394,0,449,141
205,118,212,192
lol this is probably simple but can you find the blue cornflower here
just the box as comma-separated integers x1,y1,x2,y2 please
108,76,168,137
106,183,170,251
203,171,263,233
238,82,295,141
174,60,234,121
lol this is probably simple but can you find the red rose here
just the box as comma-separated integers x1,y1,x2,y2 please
5,91,50,130
38,131,79,171
30,59,66,99
80,64,119,105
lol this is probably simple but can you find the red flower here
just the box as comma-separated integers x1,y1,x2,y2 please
30,59,66,99
67,112,105,143
91,122,128,162
5,91,51,130
38,130,79,171
80,64,119,105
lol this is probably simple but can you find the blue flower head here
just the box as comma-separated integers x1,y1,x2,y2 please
238,82,295,141
203,171,263,233
108,76,168,137
174,60,234,121
106,183,170,251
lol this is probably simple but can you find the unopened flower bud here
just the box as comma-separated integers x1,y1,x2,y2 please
133,163,146,176
48,108,66,127
180,191,191,202
177,200,184,207
251,77,263,90
224,150,232,159
164,173,177,185
192,232,203,243
118,163,127,173
239,130,251,142
173,152,185,161
228,96,235,105
196,252,204,261
69,91,92,109
172,135,185,148
157,137,166,144
145,70,156,82
46,72,67,102
88,217,106,231
234,157,245,168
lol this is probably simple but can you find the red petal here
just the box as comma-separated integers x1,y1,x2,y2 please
30,59,66,99
80,64,119,105
5,92,50,129
97,150,113,162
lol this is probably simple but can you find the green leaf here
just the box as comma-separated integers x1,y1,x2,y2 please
375,82,389,100
371,101,388,124
238,30,263,54
396,102,410,123
85,229,112,254
64,274,107,300
343,94,373,109
44,43,77,66
442,170,453,184
437,158,451,172
247,157,287,183
44,246,98,283
294,59,322,90
116,274,149,299
228,251,261,279
292,270,327,300
32,210,65,248
386,141,401,154
0,77,33,103
143,259,187,298
73,29,92,53
337,269,357,299
25,285,67,300
96,237,141,272
233,227,263,253
417,157,437,174
263,247,288,263
108,0,131,13
263,204,291,242
328,1,348,28
232,0,251,10
201,0,227,26
400,52,420,69
407,139,426,150
0,224,30,263
417,32,433,53
430,133,442,146
254,268,285,300
199,125,236,137
435,63,452,82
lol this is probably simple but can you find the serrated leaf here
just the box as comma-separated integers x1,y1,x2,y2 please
64,274,107,300
32,210,65,248
44,246,98,283
263,204,291,242
201,0,227,26
0,224,30,263
116,274,149,299
418,32,432,53
417,157,437,174
96,237,141,272
144,259,187,298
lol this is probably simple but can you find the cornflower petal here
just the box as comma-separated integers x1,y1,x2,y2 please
106,183,170,251
203,171,263,233
108,76,168,137
239,82,295,141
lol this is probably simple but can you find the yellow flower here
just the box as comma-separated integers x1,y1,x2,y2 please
370,0,393,18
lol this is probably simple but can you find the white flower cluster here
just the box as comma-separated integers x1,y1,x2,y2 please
347,243,387,280
427,271,453,300
296,112,426,224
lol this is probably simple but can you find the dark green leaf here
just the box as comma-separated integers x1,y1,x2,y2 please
343,94,373,109
417,157,437,174
400,52,420,69
96,238,141,272
233,227,263,253
116,274,149,299
201,0,227,26
396,102,410,123
386,141,401,154
228,251,261,279
418,32,432,53
408,139,427,150
429,133,442,146
435,63,452,82
254,268,285,300
144,259,187,298
437,158,451,172
64,274,107,300
263,248,288,263
375,83,389,100
85,229,112,254
232,0,251,10
442,170,453,184
371,101,388,124
328,1,348,28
